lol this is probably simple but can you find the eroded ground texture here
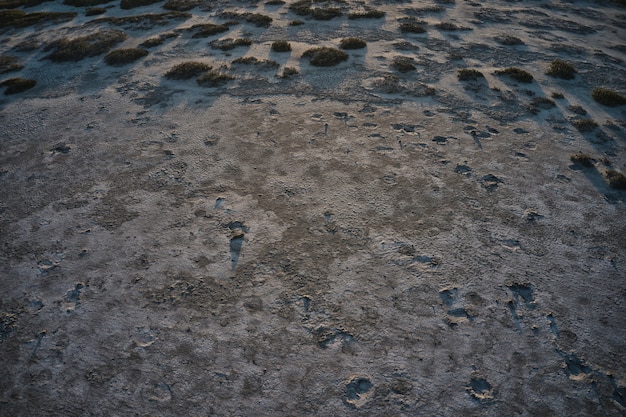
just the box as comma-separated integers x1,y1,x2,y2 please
1,0,626,415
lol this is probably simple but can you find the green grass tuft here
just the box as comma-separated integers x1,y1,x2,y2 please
570,153,595,167
0,9,77,28
209,38,252,51
120,0,161,9
399,21,426,33
348,9,384,19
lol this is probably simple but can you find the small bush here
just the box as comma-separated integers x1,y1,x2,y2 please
435,22,469,31
457,68,484,81
210,38,252,51
348,9,384,19
190,23,229,38
85,7,106,15
289,19,304,26
495,67,533,83
0,55,23,73
495,35,524,45
310,8,342,20
0,77,35,94
606,170,626,189
165,61,211,79
527,97,556,114
592,88,626,107
551,91,564,99
391,56,415,73
89,11,190,27
280,66,299,77
302,46,348,66
271,40,291,52
140,31,177,48
400,22,426,33
63,0,112,6
572,119,598,132
0,10,77,28
120,0,160,9
339,37,366,50
44,30,127,62
570,153,594,167
163,0,200,11
546,59,577,80
568,105,587,115
196,70,234,87
104,47,148,65
246,13,272,27
232,56,279,68
266,0,285,5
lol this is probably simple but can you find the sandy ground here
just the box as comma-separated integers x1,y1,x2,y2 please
1,0,626,415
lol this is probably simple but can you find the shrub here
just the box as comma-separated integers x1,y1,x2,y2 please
495,35,524,45
572,119,598,132
246,13,272,27
495,67,533,83
400,22,426,33
391,56,415,73
63,0,112,5
527,97,556,114
196,70,234,87
85,7,106,15
210,38,252,51
232,56,279,68
435,22,468,31
606,170,626,189
339,37,366,50
0,10,77,28
120,0,161,9
88,11,190,27
457,68,483,81
289,19,304,26
140,31,177,48
592,88,626,107
44,30,127,62
0,55,23,73
551,91,564,99
310,8,342,20
271,40,291,52
570,153,594,167
265,0,285,5
0,77,35,94
280,66,299,77
546,59,577,80
348,9,384,19
302,46,348,66
104,47,148,65
190,23,229,38
163,0,200,11
165,61,211,79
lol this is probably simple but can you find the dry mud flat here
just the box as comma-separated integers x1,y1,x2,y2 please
1,0,626,415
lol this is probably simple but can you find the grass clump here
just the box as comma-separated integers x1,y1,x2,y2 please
289,0,343,20
89,12,190,27
572,119,598,132
495,35,524,45
85,7,106,15
339,37,366,50
302,46,348,66
399,21,426,33
551,91,564,99
165,61,211,79
163,0,200,11
546,59,577,80
139,31,177,48
280,66,299,78
592,87,626,107
232,56,279,68
120,0,161,9
435,21,469,31
246,13,272,27
104,47,148,66
210,38,252,51
189,23,229,38
570,153,595,167
0,77,35,94
0,0,52,7
606,170,626,189
196,70,234,87
63,0,112,6
44,30,127,62
348,9,384,19
289,19,304,25
0,10,77,28
391,56,415,73
457,68,483,81
271,40,291,52
495,67,533,83
527,97,556,114
0,55,23,73
266,0,285,5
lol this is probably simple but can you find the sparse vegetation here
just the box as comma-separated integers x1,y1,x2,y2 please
104,47,148,66
606,170,626,189
0,55,23,73
527,97,556,114
210,38,252,51
44,30,127,62
232,56,279,68
435,21,469,31
63,0,112,6
339,37,366,50
568,105,587,115
551,91,564,99
246,13,272,27
572,119,598,132
0,9,77,28
120,0,161,9
140,32,177,47
85,7,106,15
165,61,211,79
289,19,304,26
391,56,415,73
0,0,52,8
457,68,484,81
280,66,299,77
348,9,384,19
196,70,234,87
189,23,229,38
592,87,626,107
546,59,577,80
495,67,533,83
88,12,190,27
265,0,285,5
495,35,524,45
289,0,343,20
0,77,35,94
302,46,348,66
399,21,427,33
570,153,595,167
163,0,201,11
271,40,291,52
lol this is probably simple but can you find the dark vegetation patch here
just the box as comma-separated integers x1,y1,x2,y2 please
495,67,533,83
280,66,299,77
104,47,148,65
606,170,626,189
289,19,304,25
570,153,595,167
120,0,161,9
348,9,384,19
265,0,285,5
44,29,127,62
339,37,366,50
526,97,556,114
210,37,252,51
271,40,291,52
63,0,112,6
0,55,22,73
399,21,426,34
546,59,576,79
196,70,234,87
435,21,470,31
494,34,524,45
85,7,106,15
0,0,52,8
571,119,598,132
403,6,445,15
232,56,279,68
551,91,564,99
289,0,343,20
163,0,201,11
165,61,211,79
89,11,190,27
139,31,177,47
568,105,587,115
0,9,77,28
302,46,348,66
189,23,229,38
246,12,272,27
391,56,415,73
592,88,626,107
457,68,483,81
0,77,35,94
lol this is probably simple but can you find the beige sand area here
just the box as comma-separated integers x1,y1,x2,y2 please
1,0,626,415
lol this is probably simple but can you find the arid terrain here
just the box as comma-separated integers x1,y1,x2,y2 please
1,0,625,415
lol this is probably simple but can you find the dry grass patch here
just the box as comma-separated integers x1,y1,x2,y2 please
280,66,299,78
399,21,426,33
165,61,211,79
391,56,415,73
271,40,291,52
348,9,384,19
606,170,626,189
189,23,229,38
210,38,252,51
570,153,595,167
163,0,201,11
339,37,366,50
289,0,343,20
571,119,598,132
196,70,234,87
120,0,161,9
592,88,626,107
104,47,148,66
0,55,22,73
546,59,577,80
44,29,127,62
0,77,35,94
85,7,106,15
139,31,177,47
232,56,279,68
494,34,524,45
246,13,272,27
457,68,483,81
89,11,190,27
0,9,77,28
302,46,348,66
495,67,533,83
0,0,52,8
63,0,112,6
